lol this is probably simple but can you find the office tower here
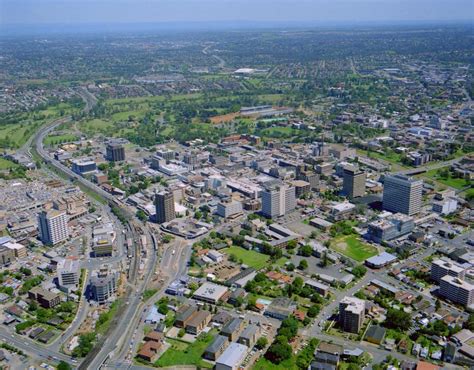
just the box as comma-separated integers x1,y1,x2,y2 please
261,185,296,218
57,259,80,289
90,266,119,304
217,200,243,219
155,191,176,224
339,296,365,333
383,174,423,216
431,258,465,283
439,276,474,307
37,210,69,246
342,167,366,199
106,142,125,162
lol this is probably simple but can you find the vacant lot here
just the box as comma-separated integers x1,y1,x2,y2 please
424,168,471,190
330,235,377,262
155,332,214,368
222,246,270,270
0,158,19,170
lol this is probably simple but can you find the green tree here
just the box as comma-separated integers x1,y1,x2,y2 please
384,309,412,331
299,244,312,257
298,259,308,270
57,361,72,370
256,337,268,350
265,336,292,364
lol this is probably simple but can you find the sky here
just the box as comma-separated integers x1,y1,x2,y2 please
1,0,473,26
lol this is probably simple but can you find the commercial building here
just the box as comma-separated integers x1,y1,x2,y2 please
296,170,319,190
432,191,458,215
339,296,365,333
216,200,243,219
0,246,15,266
365,252,398,268
155,191,176,224
261,185,296,218
28,287,61,308
342,167,366,199
215,342,248,370
105,142,125,162
238,324,260,347
383,175,423,216
89,266,119,304
431,258,465,283
192,282,229,304
221,317,244,341
439,276,474,307
71,158,97,175
204,335,229,361
185,310,211,335
264,297,296,320
3,242,27,259
367,213,415,243
57,259,80,290
37,210,69,246
291,180,311,198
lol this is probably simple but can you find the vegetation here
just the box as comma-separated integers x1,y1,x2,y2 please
222,246,270,269
330,235,377,262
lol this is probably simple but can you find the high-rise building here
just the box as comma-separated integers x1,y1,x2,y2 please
37,210,69,246
89,266,119,304
431,258,465,283
261,185,296,218
439,276,474,308
57,259,80,290
383,174,423,216
339,296,365,333
155,191,176,224
342,167,366,199
217,200,243,219
106,142,125,162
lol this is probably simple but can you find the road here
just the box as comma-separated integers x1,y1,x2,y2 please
103,237,192,368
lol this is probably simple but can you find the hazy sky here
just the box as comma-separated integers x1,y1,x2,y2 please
1,0,473,25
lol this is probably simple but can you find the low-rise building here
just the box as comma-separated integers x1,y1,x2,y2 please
185,310,211,335
221,317,244,341
28,287,60,308
238,324,260,347
215,342,248,370
192,282,229,304
264,297,296,320
204,335,229,361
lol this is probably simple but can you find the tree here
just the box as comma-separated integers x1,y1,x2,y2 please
352,265,367,278
320,251,329,267
255,337,268,350
384,309,412,331
298,259,308,270
136,210,148,222
307,305,320,318
299,244,312,257
286,263,295,272
57,361,72,370
265,336,292,364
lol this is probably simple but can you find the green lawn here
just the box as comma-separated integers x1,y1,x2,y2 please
424,168,472,190
44,133,79,146
222,246,270,270
155,331,214,368
330,235,378,262
253,357,297,370
0,158,19,170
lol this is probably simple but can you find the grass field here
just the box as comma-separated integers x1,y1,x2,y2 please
424,168,471,190
222,246,270,270
330,235,378,262
253,357,297,370
154,332,214,369
44,133,79,146
0,158,19,170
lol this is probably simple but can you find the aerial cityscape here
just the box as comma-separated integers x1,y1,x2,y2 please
0,1,473,370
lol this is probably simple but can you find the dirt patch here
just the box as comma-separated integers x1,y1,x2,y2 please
210,112,239,124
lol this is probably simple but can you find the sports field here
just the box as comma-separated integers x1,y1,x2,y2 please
330,235,378,262
222,246,270,270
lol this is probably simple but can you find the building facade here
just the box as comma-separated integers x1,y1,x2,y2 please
261,185,296,218
106,142,125,162
37,210,69,246
155,191,176,224
339,296,365,333
342,167,366,199
383,174,423,216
